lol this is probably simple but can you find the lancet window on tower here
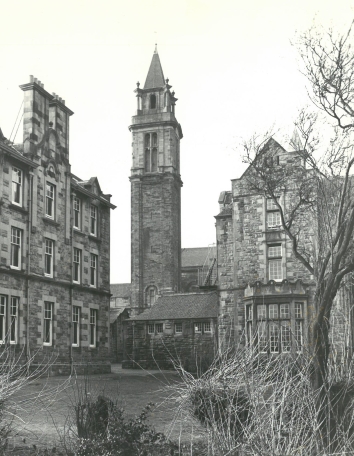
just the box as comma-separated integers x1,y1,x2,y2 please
150,94,156,109
144,133,158,172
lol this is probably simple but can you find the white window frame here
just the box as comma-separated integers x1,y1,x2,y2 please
45,239,54,278
72,306,80,347
43,302,53,346
10,227,21,270
0,296,6,344
267,211,281,229
90,205,97,236
251,302,304,354
10,297,18,344
90,254,97,288
175,322,182,334
73,197,81,230
12,167,22,206
266,197,279,210
89,309,97,347
269,259,282,281
204,322,212,333
45,183,55,219
148,323,155,334
155,323,163,334
73,248,81,283
194,322,202,333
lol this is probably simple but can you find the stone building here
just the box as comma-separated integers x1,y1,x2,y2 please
129,46,183,313
215,137,353,358
181,246,217,292
122,291,218,371
0,77,115,375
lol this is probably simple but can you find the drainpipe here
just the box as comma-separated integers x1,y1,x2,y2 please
132,321,136,364
26,171,33,373
69,186,74,375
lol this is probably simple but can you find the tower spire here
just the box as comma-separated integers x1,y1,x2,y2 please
144,47,165,89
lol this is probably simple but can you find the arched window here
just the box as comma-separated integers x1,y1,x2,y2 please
150,94,156,109
48,164,56,178
151,149,157,172
145,133,158,172
145,149,151,172
145,286,158,307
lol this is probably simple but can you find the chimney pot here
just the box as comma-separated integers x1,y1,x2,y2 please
30,75,34,82
34,77,38,83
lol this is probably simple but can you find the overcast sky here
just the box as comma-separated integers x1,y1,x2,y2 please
1,0,353,283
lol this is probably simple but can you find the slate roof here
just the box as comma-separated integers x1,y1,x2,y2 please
110,307,128,324
215,207,232,218
130,292,218,321
181,247,209,268
111,283,131,298
144,50,165,89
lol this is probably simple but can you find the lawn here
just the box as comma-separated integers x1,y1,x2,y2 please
5,365,204,453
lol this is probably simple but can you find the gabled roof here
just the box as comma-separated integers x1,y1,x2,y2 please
71,173,116,209
144,49,165,89
237,137,289,181
181,247,209,268
111,283,131,298
130,291,218,321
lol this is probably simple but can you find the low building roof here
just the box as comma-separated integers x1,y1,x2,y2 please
130,291,218,321
111,283,131,298
110,307,129,324
181,247,209,268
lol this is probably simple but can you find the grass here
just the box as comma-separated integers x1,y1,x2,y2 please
5,365,205,452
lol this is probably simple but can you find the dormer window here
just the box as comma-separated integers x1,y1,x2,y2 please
150,94,156,109
144,133,158,173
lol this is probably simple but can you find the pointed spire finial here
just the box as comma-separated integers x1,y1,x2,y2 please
154,43,158,54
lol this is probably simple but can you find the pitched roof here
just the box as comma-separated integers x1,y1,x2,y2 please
215,206,232,218
130,292,218,321
181,247,209,268
110,283,131,298
144,50,165,89
110,307,129,324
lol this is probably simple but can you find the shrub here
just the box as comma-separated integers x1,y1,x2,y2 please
75,402,178,456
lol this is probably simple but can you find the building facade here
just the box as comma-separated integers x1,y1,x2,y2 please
129,47,183,314
0,77,115,375
215,138,352,359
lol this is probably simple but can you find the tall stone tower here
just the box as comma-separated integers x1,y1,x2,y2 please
129,47,183,313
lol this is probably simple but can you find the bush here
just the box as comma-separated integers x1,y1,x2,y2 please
190,384,250,443
75,402,178,456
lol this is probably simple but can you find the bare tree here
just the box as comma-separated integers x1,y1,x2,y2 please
242,22,354,392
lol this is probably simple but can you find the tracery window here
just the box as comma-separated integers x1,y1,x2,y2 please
144,133,158,172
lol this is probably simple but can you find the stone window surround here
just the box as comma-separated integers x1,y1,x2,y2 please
73,196,81,231
0,294,19,344
45,181,56,220
72,306,80,347
8,219,26,272
0,287,25,345
146,322,164,336
194,321,213,335
245,297,307,354
11,166,23,207
39,295,57,347
41,232,58,279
